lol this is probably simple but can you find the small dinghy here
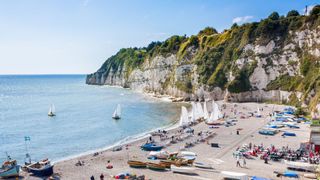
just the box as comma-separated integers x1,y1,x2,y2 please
194,162,213,169
221,171,248,180
141,143,163,151
27,159,54,176
180,151,196,157
171,165,197,175
146,162,166,171
0,159,20,178
127,160,147,168
148,151,169,159
282,132,296,136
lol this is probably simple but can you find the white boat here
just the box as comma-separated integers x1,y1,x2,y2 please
148,151,169,159
180,151,196,157
171,165,197,175
179,106,189,126
221,171,248,180
112,104,121,119
194,162,213,169
284,160,316,172
48,104,56,117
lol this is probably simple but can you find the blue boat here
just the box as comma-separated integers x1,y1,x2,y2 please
259,129,276,136
282,132,296,136
283,171,298,178
141,143,163,151
27,159,54,177
0,160,20,178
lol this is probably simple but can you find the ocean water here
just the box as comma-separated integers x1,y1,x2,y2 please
0,75,181,163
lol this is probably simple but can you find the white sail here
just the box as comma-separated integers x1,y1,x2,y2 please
216,103,223,119
203,102,209,120
190,102,197,122
48,104,55,116
207,102,221,123
196,102,204,118
112,104,121,119
180,106,189,126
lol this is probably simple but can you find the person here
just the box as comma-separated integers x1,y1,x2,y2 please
90,175,95,180
100,173,104,180
242,157,246,167
236,155,241,167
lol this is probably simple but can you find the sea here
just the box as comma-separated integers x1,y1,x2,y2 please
0,75,182,163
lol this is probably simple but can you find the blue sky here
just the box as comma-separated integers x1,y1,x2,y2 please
0,0,318,74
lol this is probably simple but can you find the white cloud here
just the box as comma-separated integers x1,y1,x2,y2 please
232,16,253,24
303,5,316,16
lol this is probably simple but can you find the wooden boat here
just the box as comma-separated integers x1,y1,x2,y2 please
141,143,163,151
194,162,213,169
27,159,54,176
160,160,182,168
171,165,197,175
284,160,316,172
0,160,20,178
221,171,249,180
127,160,147,168
146,162,166,171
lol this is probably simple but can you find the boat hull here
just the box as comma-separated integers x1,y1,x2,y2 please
28,165,54,176
146,163,166,171
127,161,147,168
0,165,20,178
171,165,197,175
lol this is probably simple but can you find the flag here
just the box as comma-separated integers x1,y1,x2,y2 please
24,136,31,141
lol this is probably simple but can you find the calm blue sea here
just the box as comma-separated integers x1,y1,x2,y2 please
0,75,181,163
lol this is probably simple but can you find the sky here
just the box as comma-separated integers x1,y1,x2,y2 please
0,0,318,74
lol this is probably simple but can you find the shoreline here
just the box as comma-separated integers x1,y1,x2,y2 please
52,87,184,164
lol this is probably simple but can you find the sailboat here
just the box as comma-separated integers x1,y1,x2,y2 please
48,104,56,117
112,104,121,119
206,102,223,125
179,106,189,126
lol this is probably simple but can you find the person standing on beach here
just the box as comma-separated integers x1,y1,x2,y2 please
100,173,104,180
242,157,246,167
236,155,241,167
90,175,95,180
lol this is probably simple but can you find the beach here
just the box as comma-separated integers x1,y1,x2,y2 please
20,101,310,180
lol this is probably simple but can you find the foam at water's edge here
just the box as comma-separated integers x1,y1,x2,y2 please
53,119,181,163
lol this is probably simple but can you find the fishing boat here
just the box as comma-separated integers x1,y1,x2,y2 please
48,104,56,117
146,162,166,171
27,159,54,176
171,165,197,175
112,104,121,119
221,171,249,180
127,160,147,168
141,143,163,151
159,160,182,168
194,162,213,169
0,159,20,178
148,151,169,159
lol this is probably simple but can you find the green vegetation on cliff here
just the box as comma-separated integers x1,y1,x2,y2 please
93,5,320,110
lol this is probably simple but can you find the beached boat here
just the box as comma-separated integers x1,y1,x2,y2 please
160,160,182,168
180,151,196,157
112,104,121,119
127,160,147,168
282,132,296,136
221,171,249,180
48,104,56,117
303,173,317,179
284,160,316,172
141,143,164,151
194,162,213,169
146,162,166,171
259,129,278,136
206,102,223,125
27,159,54,176
0,160,20,178
148,151,169,159
171,165,197,175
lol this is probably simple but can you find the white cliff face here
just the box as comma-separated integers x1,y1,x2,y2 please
87,26,320,104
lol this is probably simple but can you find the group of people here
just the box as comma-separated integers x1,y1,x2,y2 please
90,173,104,180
